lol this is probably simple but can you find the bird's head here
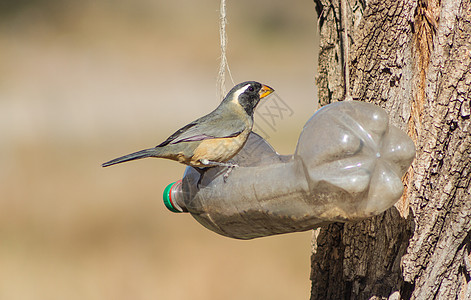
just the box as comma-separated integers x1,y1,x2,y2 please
223,81,274,116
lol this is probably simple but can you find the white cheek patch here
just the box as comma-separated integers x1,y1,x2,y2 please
231,84,252,104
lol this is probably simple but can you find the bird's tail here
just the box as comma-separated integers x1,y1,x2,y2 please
102,148,161,167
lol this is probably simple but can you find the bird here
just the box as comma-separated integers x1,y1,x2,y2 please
102,81,274,180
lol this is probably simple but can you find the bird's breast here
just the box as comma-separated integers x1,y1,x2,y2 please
191,129,250,167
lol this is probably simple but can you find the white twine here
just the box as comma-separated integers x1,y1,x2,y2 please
217,0,234,101
341,0,352,101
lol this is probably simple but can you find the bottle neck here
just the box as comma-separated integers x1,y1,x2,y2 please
163,180,187,213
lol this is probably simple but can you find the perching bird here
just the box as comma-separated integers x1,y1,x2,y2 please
102,81,274,179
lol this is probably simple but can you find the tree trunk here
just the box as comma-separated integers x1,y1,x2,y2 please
311,0,471,299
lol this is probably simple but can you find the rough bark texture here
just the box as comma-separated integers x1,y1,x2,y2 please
315,0,365,106
311,0,471,299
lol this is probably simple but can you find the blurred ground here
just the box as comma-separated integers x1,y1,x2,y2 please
0,1,318,299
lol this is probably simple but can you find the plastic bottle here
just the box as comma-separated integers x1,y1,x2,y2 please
163,101,415,239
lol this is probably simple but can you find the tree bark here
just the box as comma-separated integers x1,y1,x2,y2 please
311,0,471,299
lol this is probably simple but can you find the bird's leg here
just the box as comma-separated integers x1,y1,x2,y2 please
199,159,238,182
222,164,237,182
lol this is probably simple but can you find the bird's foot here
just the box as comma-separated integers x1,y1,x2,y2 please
222,164,238,183
199,159,238,182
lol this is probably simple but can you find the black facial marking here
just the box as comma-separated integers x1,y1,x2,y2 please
236,81,262,116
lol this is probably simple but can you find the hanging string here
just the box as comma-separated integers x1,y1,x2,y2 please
341,0,352,101
217,0,234,101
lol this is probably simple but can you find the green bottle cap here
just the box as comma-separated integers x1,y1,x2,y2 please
163,181,182,213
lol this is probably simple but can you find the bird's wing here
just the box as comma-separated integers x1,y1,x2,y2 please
156,111,248,147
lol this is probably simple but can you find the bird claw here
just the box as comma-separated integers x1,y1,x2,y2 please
199,159,238,182
223,164,238,182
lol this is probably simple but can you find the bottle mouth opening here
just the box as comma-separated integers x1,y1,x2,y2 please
163,180,184,213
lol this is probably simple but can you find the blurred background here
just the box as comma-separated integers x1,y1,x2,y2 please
0,0,318,299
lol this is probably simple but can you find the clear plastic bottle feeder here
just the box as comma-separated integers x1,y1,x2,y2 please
163,101,416,239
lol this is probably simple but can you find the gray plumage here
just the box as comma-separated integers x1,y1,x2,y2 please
102,81,273,168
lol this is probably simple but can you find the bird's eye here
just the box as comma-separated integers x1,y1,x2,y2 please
248,86,254,92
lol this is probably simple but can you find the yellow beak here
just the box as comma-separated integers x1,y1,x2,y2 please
259,84,274,99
